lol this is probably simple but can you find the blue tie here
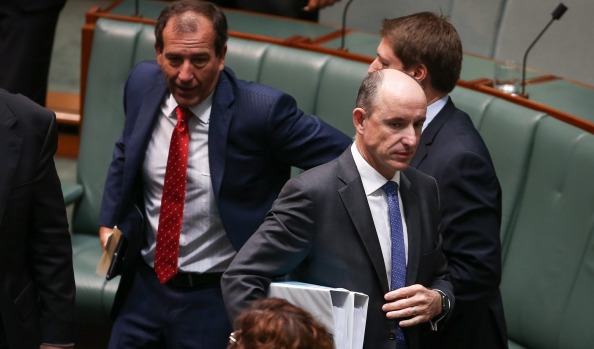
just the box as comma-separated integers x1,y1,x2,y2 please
382,181,408,349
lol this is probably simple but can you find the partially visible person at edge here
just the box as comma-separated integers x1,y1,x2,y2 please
97,0,351,348
227,298,334,349
369,12,507,349
0,88,76,349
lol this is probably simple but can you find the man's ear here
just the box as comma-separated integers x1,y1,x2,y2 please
155,44,163,65
410,64,429,83
219,44,228,71
353,107,366,134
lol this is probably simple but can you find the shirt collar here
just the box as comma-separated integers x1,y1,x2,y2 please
164,93,214,124
350,142,401,196
423,94,449,131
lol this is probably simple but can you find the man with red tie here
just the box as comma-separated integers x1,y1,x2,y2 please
97,1,351,348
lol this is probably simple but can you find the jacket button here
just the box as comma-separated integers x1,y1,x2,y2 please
388,332,396,340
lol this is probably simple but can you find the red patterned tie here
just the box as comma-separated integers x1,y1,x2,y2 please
154,106,191,284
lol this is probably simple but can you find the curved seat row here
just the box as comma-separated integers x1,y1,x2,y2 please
63,18,594,348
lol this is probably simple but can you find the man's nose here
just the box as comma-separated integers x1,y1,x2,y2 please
178,61,194,81
368,58,380,73
402,126,418,146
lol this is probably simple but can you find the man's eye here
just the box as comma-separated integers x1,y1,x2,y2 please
169,58,182,66
192,58,208,66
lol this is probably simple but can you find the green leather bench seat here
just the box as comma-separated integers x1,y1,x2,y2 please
61,182,83,206
501,117,594,349
68,17,594,349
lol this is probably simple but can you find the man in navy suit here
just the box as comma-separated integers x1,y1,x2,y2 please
98,1,351,348
369,12,507,349
0,89,76,349
222,69,454,349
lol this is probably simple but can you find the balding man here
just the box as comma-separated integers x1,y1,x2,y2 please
222,69,454,349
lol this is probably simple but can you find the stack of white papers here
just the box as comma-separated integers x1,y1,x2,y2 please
268,281,369,349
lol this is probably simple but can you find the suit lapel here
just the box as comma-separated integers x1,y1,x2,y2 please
208,68,235,201
0,105,22,226
399,172,421,285
337,150,390,293
122,81,167,193
411,97,455,168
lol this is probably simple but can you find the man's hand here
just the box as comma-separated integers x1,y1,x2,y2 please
382,284,442,327
304,0,341,11
99,226,114,251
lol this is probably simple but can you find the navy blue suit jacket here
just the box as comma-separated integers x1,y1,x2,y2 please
412,98,507,348
99,61,352,314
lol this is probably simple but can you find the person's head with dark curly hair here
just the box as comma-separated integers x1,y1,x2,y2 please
227,298,334,349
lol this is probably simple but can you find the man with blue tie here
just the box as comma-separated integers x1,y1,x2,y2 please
97,1,351,348
222,69,454,349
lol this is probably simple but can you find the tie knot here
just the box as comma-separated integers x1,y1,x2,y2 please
175,106,191,124
382,181,399,196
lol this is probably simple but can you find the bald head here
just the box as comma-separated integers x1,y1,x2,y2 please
356,69,426,114
353,69,427,179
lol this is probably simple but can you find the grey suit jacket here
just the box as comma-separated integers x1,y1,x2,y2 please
222,148,453,349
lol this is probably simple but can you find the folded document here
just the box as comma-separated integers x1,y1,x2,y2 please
268,281,369,349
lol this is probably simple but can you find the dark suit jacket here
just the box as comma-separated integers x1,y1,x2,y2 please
222,148,454,349
411,98,507,348
0,89,75,348
98,61,352,315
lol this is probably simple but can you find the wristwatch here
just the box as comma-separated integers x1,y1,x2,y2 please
435,289,451,316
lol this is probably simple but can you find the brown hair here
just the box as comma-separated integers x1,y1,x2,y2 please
228,298,334,349
380,11,462,93
154,0,228,56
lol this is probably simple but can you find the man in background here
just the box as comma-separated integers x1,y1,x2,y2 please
0,89,76,349
369,12,507,349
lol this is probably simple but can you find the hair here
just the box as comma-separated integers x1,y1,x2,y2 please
356,70,385,115
380,11,462,93
228,298,334,349
154,0,228,56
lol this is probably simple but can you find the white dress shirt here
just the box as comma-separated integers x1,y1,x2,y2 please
141,93,235,273
423,95,449,131
351,142,409,288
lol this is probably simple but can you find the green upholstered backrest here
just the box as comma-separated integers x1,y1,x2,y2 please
73,19,155,235
501,117,594,349
477,99,546,247
258,45,331,114
225,38,270,82
315,57,367,137
450,86,495,128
